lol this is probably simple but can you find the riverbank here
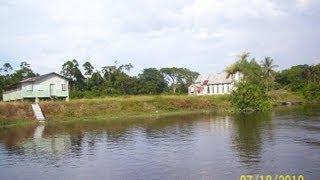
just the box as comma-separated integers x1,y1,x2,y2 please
0,90,308,127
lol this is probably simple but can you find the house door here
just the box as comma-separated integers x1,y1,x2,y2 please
50,84,54,96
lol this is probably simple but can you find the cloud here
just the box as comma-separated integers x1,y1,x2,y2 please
296,0,318,8
0,0,319,75
181,0,285,21
295,0,320,14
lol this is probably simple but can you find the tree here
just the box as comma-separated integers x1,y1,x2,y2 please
113,74,139,94
303,82,320,101
61,59,79,79
102,65,117,82
119,63,133,72
0,63,13,73
261,57,278,91
102,62,133,82
160,67,199,94
225,52,250,77
160,67,180,94
138,68,167,94
83,61,94,77
230,80,272,112
0,61,37,100
9,61,37,84
302,65,317,83
60,59,85,90
18,61,37,78
87,71,104,90
261,57,277,77
276,64,314,91
225,52,264,85
275,63,320,100
226,53,271,112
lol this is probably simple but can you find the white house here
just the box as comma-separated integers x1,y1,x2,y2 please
3,72,69,102
188,72,242,96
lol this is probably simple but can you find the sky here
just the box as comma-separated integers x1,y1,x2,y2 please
0,0,319,75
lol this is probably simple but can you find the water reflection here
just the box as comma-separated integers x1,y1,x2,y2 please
0,106,319,179
231,112,273,169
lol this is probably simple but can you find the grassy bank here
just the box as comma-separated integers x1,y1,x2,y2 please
0,102,36,127
40,95,231,123
0,90,309,127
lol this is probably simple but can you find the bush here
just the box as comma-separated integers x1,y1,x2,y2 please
302,83,320,101
231,81,272,112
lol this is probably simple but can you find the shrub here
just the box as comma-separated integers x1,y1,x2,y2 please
231,81,272,112
302,83,320,101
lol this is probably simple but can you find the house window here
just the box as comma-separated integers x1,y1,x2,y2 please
222,84,224,94
26,85,33,91
62,84,67,91
207,86,210,94
191,86,195,93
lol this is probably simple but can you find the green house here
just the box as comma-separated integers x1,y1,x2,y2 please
3,72,69,102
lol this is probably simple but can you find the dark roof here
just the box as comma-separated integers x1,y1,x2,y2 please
4,72,69,91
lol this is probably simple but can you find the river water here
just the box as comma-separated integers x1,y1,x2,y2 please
0,106,319,180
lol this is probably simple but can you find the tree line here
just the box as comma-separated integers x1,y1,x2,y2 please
0,60,199,99
1,55,319,102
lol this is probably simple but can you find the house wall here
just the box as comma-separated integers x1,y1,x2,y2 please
22,75,69,99
188,83,234,96
188,72,242,96
2,87,23,101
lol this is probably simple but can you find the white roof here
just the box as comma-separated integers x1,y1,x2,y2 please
195,72,233,85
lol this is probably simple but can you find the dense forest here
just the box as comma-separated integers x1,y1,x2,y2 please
0,56,319,102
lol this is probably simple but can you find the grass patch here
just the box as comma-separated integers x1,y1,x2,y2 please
0,119,35,128
268,90,305,104
39,95,231,122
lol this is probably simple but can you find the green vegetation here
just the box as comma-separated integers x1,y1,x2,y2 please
0,119,34,128
1,53,320,122
0,60,198,99
0,91,309,127
275,64,320,101
231,81,271,112
40,95,230,122
226,53,274,112
160,67,199,94
226,52,320,112
0,62,38,100
59,60,199,97
0,95,230,125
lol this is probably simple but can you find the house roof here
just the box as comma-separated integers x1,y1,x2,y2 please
195,72,233,85
20,72,69,83
4,72,69,91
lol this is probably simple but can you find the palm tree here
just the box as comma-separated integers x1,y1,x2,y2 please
225,52,250,78
261,57,278,91
261,57,278,77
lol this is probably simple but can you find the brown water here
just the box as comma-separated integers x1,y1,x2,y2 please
0,106,320,180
